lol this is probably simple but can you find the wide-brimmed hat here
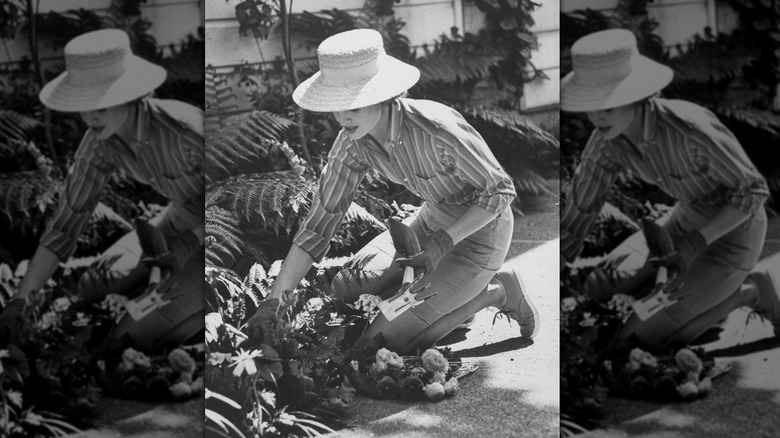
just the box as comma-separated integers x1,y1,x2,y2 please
561,29,673,112
39,29,166,112
292,29,420,112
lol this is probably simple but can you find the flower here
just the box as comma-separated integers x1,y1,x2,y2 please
230,349,263,377
369,360,388,378
561,297,578,313
579,312,597,327
52,297,72,313
208,352,232,366
375,376,400,399
122,348,151,369
677,381,699,400
421,349,448,374
400,376,424,400
432,372,446,384
356,294,382,315
72,312,91,327
169,349,196,374
170,381,193,400
443,377,459,397
375,348,403,368
423,382,445,401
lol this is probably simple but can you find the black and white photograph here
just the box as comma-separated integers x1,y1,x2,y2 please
560,1,780,436
204,0,559,437
0,0,205,436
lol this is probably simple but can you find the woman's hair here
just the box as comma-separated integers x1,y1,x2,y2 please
381,90,409,105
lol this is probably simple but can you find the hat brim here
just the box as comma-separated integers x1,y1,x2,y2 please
561,56,673,112
293,54,420,112
39,56,167,112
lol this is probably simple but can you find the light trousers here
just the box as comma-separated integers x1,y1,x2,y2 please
332,202,514,354
585,203,767,352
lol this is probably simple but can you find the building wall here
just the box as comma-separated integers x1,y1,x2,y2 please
0,0,204,65
205,0,559,121
561,0,737,49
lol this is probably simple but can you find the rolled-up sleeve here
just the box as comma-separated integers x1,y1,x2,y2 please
685,115,769,214
561,132,622,263
40,133,113,260
292,133,369,261
435,121,516,214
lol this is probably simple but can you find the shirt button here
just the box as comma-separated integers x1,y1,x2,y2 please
403,177,408,182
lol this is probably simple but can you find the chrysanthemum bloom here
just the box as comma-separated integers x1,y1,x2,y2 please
376,375,400,399
421,349,448,374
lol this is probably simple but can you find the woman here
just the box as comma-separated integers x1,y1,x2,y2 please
561,29,778,351
248,29,539,354
0,29,204,350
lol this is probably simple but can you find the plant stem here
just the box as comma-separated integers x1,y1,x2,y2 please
26,0,60,174
278,0,311,166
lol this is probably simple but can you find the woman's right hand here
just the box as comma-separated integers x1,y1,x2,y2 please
245,297,281,346
0,298,27,340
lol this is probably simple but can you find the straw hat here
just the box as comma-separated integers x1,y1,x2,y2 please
39,29,166,112
292,29,420,112
561,29,673,112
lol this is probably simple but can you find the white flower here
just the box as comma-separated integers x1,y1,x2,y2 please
37,311,60,331
208,352,232,366
356,294,381,315
72,312,91,327
230,349,263,377
579,312,598,327
14,260,28,278
561,297,578,313
305,297,325,313
52,297,71,313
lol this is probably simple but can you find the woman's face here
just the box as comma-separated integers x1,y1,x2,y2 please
586,103,639,140
332,103,383,141
79,103,131,140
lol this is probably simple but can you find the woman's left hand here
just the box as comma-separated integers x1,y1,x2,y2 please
649,229,707,275
395,228,453,276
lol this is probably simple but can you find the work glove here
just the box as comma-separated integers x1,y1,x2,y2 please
649,229,707,276
0,298,27,342
245,297,282,346
143,229,201,274
395,228,454,277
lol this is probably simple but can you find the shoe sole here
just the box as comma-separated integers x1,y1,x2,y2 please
522,293,540,339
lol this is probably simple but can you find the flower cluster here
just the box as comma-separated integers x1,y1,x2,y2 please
355,294,381,316
604,347,717,401
348,347,462,402
100,346,203,401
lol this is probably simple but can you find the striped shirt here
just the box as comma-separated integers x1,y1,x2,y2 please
294,98,516,261
41,98,204,260
561,98,769,262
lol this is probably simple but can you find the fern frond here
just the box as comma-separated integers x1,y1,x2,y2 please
207,171,315,235
454,104,560,195
0,110,41,155
206,206,244,268
415,42,503,85
0,171,57,234
206,113,297,183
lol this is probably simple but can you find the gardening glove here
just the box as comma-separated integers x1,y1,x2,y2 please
395,228,453,277
246,297,282,346
142,229,201,274
649,229,707,276
0,298,27,342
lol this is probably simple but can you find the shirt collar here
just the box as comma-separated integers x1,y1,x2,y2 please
637,98,658,153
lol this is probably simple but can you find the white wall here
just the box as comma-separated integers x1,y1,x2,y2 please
0,0,204,65
561,0,735,49
205,0,559,118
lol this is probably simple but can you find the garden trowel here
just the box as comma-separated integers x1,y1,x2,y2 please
125,219,175,321
631,218,678,321
378,218,435,321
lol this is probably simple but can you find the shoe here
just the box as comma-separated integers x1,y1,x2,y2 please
748,264,780,336
495,266,539,339
456,314,476,330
